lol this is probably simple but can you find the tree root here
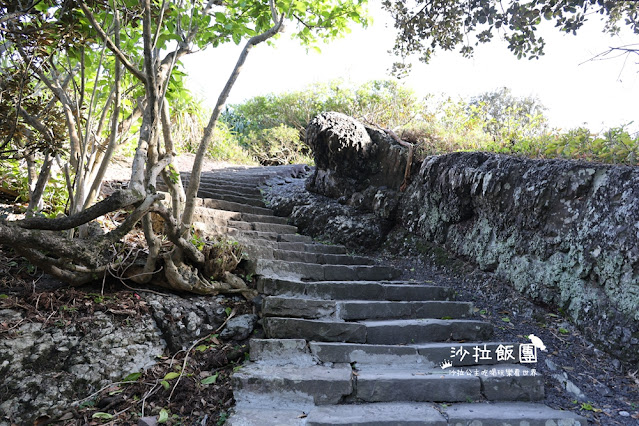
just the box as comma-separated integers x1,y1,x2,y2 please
163,253,232,295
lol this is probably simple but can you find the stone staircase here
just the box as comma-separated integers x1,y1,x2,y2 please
170,165,587,425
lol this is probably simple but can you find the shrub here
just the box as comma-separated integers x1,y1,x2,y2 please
246,125,313,166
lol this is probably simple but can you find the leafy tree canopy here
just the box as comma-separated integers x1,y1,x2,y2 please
0,0,369,293
383,0,639,76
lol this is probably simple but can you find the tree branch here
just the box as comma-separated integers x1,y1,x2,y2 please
77,1,146,83
15,190,144,231
182,2,286,228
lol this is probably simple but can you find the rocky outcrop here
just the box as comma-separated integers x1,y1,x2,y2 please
276,112,410,249
306,112,409,218
284,113,639,366
400,152,639,365
0,309,165,424
266,178,390,249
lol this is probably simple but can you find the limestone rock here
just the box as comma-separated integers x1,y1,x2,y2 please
220,314,258,341
0,309,165,425
144,292,228,352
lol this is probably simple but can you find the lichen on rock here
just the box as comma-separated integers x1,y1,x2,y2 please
400,152,639,365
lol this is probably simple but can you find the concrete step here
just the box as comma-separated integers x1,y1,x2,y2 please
362,318,493,344
197,190,266,207
257,278,456,301
199,224,313,244
228,401,586,426
262,297,473,321
255,260,401,281
263,318,492,344
354,364,543,403
309,341,526,367
244,246,373,266
195,183,265,197
304,402,446,425
194,182,263,196
227,220,299,235
192,206,288,225
197,198,273,215
232,363,353,406
188,178,260,191
304,402,586,425
441,402,586,425
247,241,348,255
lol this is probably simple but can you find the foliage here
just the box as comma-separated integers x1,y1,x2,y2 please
469,87,549,144
225,79,421,136
383,0,639,76
222,79,423,164
207,122,257,164
0,159,68,217
247,124,313,165
397,93,639,166
0,0,370,292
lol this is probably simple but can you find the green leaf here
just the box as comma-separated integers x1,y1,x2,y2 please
0,294,8,299
163,372,180,381
195,344,209,352
501,317,511,323
201,373,219,385
160,380,170,390
158,408,170,423
123,372,141,382
92,412,114,420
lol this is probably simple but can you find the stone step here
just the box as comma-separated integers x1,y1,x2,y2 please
262,297,473,321
303,402,586,425
197,190,266,207
192,206,288,225
246,241,348,255
232,363,353,406
227,220,299,235
193,182,263,196
197,198,273,215
309,341,526,367
244,246,373,266
255,260,401,281
228,401,586,426
270,250,374,266
189,178,259,191
197,223,312,244
194,214,296,236
198,186,265,200
257,278,456,301
354,364,544,403
262,318,492,344
362,318,493,345
233,363,543,406
441,402,586,425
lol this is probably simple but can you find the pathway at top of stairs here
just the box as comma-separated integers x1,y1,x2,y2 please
173,165,587,425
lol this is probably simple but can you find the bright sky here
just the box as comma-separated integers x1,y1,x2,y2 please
182,4,639,133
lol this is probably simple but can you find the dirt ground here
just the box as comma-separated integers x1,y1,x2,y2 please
377,230,639,425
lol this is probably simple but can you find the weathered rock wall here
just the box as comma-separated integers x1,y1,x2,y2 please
400,152,639,364
269,113,639,365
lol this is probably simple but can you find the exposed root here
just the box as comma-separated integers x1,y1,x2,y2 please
163,252,231,295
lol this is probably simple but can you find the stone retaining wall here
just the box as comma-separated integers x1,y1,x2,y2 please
400,152,639,365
